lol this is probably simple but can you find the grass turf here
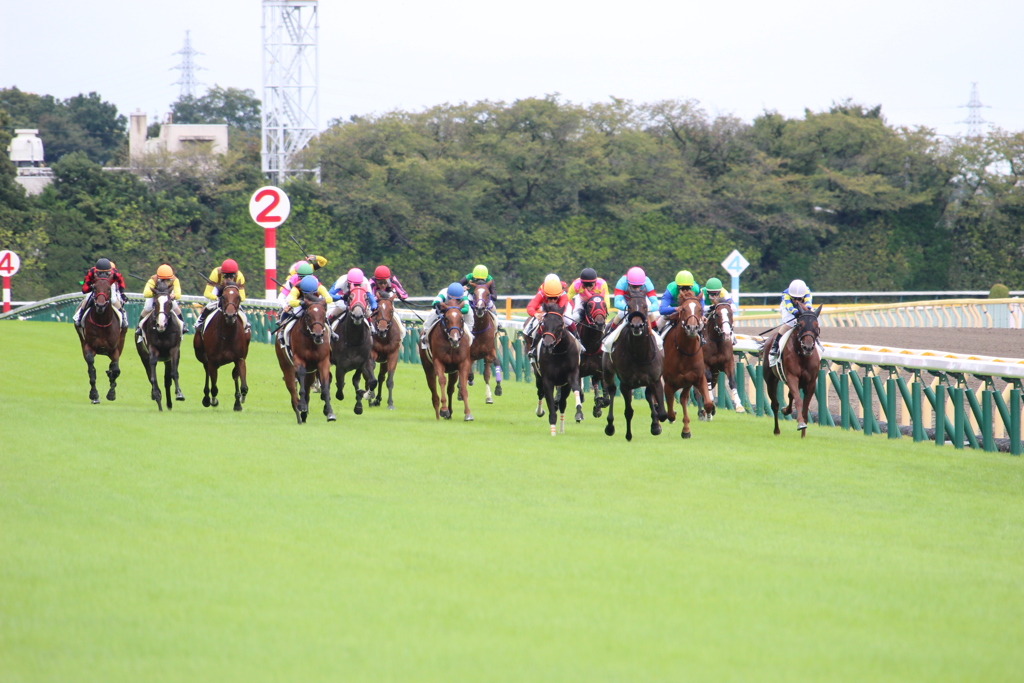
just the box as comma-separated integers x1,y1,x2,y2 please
1,320,1023,682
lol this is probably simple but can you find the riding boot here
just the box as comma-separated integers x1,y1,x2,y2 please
119,308,129,329
769,335,780,365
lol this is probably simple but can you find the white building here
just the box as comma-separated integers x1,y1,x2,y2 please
129,110,228,160
7,129,53,195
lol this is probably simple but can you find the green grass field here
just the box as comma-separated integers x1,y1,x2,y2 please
2,321,1023,682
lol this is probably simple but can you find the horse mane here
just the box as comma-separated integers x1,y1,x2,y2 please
541,301,563,313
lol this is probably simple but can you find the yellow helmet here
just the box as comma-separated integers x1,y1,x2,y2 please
472,264,489,280
675,270,694,287
542,274,562,297
157,264,174,279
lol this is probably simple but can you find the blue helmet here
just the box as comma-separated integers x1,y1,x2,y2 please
299,275,319,293
447,282,465,299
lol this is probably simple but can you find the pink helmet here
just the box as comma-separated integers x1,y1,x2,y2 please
347,267,364,284
626,267,646,286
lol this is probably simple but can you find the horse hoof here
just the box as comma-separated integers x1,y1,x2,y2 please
211,398,219,407
735,405,746,413
301,411,308,423
774,428,781,435
364,390,375,402
234,402,242,412
354,404,363,415
625,433,632,442
468,379,474,386
176,394,185,401
798,422,807,431
327,413,336,422
575,409,584,423
464,414,473,422
682,430,691,439
486,397,493,404
387,404,395,411
440,409,451,419
91,398,100,404
336,391,343,401
605,424,615,436
152,391,162,402
651,424,662,436
203,396,211,407
495,385,502,396
593,407,602,418
106,391,116,402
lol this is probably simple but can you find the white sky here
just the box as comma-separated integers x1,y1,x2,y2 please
2,0,1021,137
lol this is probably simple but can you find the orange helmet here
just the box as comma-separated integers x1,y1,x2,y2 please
156,264,174,279
542,274,562,297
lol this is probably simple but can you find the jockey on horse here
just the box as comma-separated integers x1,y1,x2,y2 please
278,262,315,315
140,264,187,332
658,270,702,337
524,274,573,353
459,264,497,315
566,268,610,328
329,267,378,323
701,277,734,343
420,282,472,349
73,258,128,329
282,274,334,326
604,267,661,352
768,279,815,366
196,259,249,333
370,265,408,340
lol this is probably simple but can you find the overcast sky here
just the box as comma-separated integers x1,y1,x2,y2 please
2,0,1020,137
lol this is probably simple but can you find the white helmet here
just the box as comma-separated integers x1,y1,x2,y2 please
787,279,809,298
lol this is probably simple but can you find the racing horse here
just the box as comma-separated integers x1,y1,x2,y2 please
193,282,249,411
601,290,667,441
576,290,608,417
135,283,185,410
330,285,377,415
534,302,584,435
702,301,745,415
367,292,401,410
761,301,823,437
76,274,127,404
468,282,501,403
419,301,473,421
662,290,715,438
277,297,336,424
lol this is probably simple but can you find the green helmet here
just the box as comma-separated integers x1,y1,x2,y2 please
675,270,694,287
472,264,489,280
296,262,314,276
705,277,723,292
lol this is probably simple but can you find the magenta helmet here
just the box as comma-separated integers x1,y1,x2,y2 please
347,267,364,284
626,267,646,286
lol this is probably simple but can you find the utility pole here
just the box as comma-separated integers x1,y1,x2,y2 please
171,30,205,100
261,0,320,184
958,82,990,139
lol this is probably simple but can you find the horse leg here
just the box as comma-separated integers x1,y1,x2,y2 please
372,360,386,407
592,374,604,418
105,353,121,402
321,357,336,422
623,388,635,442
208,364,220,407
699,367,717,421
84,348,100,403
535,374,545,418
296,364,309,422
353,369,365,416
790,374,806,433
545,382,559,435
727,363,744,413
494,354,503,397
557,384,569,433
163,361,173,411
572,373,584,424
149,351,162,408
435,359,451,420
281,364,302,424
335,368,345,401
171,346,185,403
231,363,243,411
766,372,781,435
385,351,398,410
460,361,473,421
681,384,692,439
484,360,493,404
202,363,212,407
603,375,617,437
423,360,441,419
646,386,662,436
239,359,248,405
699,367,713,420
665,380,678,424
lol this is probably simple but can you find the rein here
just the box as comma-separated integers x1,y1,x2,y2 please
540,311,568,354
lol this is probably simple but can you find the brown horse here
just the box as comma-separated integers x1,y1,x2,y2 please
368,293,402,410
419,302,473,421
601,291,667,441
76,275,127,404
193,283,249,411
576,290,608,417
761,301,822,436
662,291,715,438
135,285,185,410
276,298,335,424
702,301,745,415
468,282,501,403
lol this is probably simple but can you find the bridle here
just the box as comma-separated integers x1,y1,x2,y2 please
371,298,393,338
443,306,463,347
672,298,704,356
580,292,607,330
626,290,649,336
707,301,732,340
473,285,490,318
303,301,327,345
220,283,240,322
540,310,566,352
796,307,819,356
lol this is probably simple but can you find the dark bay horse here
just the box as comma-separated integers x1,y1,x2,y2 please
368,292,401,410
468,282,501,403
576,291,608,417
419,302,473,421
601,291,667,441
702,301,745,415
534,302,584,435
193,283,249,411
277,298,335,424
76,275,126,404
662,291,715,438
135,286,185,410
761,301,823,436
330,286,377,415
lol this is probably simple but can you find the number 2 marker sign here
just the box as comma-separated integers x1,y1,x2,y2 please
250,187,291,300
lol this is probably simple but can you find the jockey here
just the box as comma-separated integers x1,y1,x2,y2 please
524,274,573,345
328,267,378,321
370,265,409,301
459,264,497,310
566,267,610,324
282,274,333,325
769,279,814,363
701,277,733,314
420,282,472,348
288,254,328,276
196,259,248,331
279,262,315,307
658,270,702,337
141,264,186,331
73,257,128,329
602,266,662,352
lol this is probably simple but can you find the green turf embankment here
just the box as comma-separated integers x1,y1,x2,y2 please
1,321,1023,682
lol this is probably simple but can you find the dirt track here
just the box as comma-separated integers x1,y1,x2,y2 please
822,328,1024,359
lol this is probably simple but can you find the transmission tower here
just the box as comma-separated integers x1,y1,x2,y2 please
958,82,990,139
171,30,205,99
262,0,319,184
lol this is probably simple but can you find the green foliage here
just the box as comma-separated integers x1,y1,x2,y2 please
989,283,1010,299
170,86,261,133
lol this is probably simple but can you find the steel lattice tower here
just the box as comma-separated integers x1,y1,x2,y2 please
171,30,205,99
958,82,990,139
262,0,319,184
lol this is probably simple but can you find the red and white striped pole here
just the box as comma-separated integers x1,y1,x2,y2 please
0,250,20,313
2,275,10,313
249,187,291,301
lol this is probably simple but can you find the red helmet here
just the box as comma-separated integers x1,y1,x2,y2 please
374,265,391,279
220,259,239,274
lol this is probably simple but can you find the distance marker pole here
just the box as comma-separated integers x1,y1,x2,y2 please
2,275,9,313
264,226,276,301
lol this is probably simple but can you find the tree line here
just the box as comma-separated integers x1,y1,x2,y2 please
2,88,1022,300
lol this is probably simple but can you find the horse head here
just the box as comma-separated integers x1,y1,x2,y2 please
220,284,241,324
443,304,464,348
710,302,733,341
583,293,607,326
154,294,172,332
303,300,328,346
472,283,491,319
796,301,822,356
540,301,565,348
372,296,394,338
92,276,112,311
625,290,649,336
676,295,703,338
349,286,368,321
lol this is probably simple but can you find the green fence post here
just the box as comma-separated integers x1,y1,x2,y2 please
1011,386,1021,456
982,387,995,452
934,387,946,446
512,338,523,381
500,334,511,379
862,373,873,436
754,364,765,417
717,372,730,410
735,361,750,412
952,386,965,450
911,378,925,442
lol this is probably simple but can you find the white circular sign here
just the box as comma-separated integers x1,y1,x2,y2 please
249,186,291,228
0,250,21,277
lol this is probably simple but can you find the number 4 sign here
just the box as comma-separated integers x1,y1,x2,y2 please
0,249,21,313
720,249,749,311
249,187,292,300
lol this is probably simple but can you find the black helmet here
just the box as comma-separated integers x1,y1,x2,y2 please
95,258,111,270
580,268,597,282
